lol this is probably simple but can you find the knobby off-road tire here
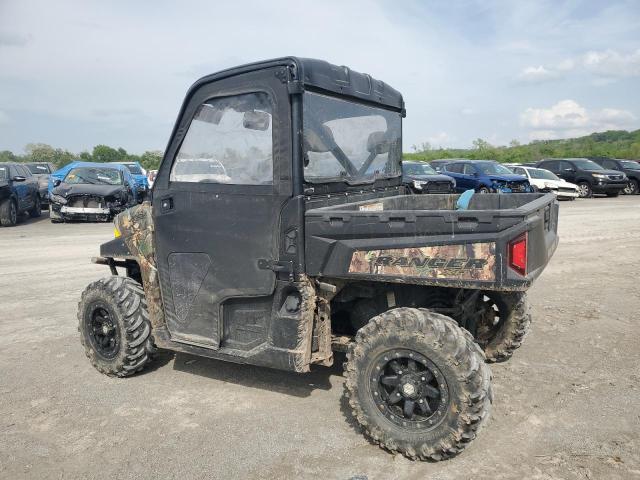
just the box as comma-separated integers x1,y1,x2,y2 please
477,292,531,363
345,307,492,461
78,276,155,377
0,198,18,226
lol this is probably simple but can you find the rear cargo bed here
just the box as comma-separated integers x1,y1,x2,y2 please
304,193,559,291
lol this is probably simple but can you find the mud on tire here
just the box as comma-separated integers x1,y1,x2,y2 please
344,307,492,461
477,292,531,363
78,276,155,377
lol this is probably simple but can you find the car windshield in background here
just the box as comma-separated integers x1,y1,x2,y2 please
0,166,7,181
26,164,51,174
123,164,143,175
528,168,559,180
404,163,436,175
477,163,514,175
620,160,640,170
303,92,402,184
572,159,603,170
65,167,123,185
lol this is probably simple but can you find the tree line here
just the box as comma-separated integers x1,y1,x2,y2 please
404,129,640,163
0,144,164,171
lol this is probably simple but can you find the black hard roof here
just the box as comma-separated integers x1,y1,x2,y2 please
189,57,404,112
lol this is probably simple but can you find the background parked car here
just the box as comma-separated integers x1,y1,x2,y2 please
401,160,456,193
442,159,532,193
509,165,579,200
25,162,55,208
589,157,640,195
536,158,627,198
115,161,149,201
429,159,454,172
147,169,158,189
0,162,42,226
49,162,138,223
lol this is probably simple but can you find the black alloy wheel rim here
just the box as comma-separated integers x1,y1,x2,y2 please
87,304,121,359
370,349,450,430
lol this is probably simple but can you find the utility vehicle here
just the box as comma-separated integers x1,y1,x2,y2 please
79,57,558,461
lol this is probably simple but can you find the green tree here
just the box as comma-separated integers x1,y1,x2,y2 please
92,144,124,163
139,150,163,170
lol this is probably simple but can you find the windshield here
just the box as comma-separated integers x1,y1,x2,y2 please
571,159,603,170
621,160,640,170
403,163,436,175
528,168,559,180
26,163,51,174
0,166,7,181
477,162,514,175
303,92,402,184
123,164,143,175
64,167,123,185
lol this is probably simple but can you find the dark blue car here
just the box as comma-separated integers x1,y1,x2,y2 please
442,160,532,193
0,162,42,226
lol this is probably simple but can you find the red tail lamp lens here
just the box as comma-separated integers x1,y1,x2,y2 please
508,233,527,276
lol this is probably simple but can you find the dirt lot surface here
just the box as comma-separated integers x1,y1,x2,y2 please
1,197,639,480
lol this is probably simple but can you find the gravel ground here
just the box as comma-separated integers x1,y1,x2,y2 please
1,196,639,480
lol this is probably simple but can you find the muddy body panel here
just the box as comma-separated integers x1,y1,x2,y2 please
305,193,559,291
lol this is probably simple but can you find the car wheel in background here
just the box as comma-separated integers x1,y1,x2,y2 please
477,187,490,194
29,196,42,218
623,179,638,195
0,199,18,227
577,182,592,198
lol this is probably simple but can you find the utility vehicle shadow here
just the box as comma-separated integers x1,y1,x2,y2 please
172,351,346,398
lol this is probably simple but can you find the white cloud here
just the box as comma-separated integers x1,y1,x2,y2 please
0,31,30,47
425,132,452,147
0,111,9,125
461,107,474,115
582,48,640,77
517,65,559,83
521,99,637,140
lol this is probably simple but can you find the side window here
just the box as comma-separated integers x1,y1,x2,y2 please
560,161,574,171
19,166,32,177
513,167,524,175
542,161,557,172
603,160,618,170
445,163,462,173
463,164,476,175
171,92,273,185
9,165,20,178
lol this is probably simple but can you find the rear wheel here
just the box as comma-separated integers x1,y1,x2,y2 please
475,292,531,363
477,186,490,194
345,308,492,461
78,276,155,377
577,182,592,198
624,179,638,195
29,195,41,218
0,199,18,226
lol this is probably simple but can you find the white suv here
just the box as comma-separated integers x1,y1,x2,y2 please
509,165,579,200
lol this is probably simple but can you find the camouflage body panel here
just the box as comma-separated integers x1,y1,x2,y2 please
114,202,166,330
348,242,496,281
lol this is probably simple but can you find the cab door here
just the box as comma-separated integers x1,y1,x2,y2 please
151,68,293,348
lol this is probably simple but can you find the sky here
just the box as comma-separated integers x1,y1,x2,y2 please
0,0,639,154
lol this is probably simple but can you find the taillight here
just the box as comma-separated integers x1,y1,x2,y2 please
508,232,527,276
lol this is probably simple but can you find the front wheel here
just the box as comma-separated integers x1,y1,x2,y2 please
78,276,155,377
577,181,592,198
345,308,492,461
0,199,18,226
477,186,490,194
624,179,639,195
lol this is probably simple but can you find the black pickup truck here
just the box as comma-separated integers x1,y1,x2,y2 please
77,57,558,462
